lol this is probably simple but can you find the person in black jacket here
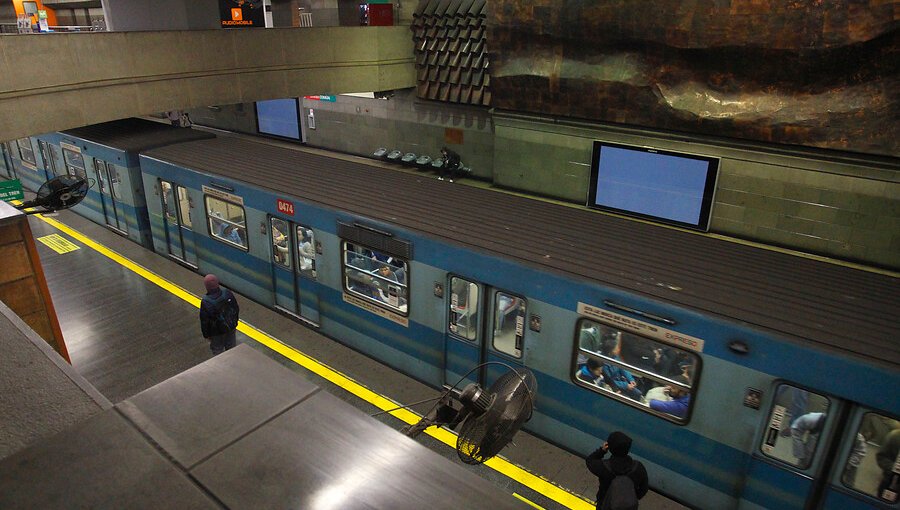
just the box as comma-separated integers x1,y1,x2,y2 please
439,146,461,182
586,431,649,508
199,274,239,355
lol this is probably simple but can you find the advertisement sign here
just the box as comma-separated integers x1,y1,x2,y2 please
577,301,705,352
303,95,336,102
220,0,264,28
0,179,24,202
38,10,49,32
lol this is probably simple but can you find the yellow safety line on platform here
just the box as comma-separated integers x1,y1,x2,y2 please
36,214,594,510
513,493,547,509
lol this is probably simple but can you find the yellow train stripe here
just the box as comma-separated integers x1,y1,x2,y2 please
35,214,594,510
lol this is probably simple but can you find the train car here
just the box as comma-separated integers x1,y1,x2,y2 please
134,136,899,510
1,137,46,192
11,119,215,249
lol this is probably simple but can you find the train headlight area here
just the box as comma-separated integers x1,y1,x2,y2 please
3,209,610,510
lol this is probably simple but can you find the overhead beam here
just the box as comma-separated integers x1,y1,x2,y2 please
0,27,415,141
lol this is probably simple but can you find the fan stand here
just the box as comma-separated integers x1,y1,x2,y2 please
401,392,467,438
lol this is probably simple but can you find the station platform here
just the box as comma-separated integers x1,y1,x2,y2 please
4,207,690,510
0,344,529,509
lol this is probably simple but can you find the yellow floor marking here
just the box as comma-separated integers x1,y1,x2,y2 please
37,233,80,254
36,214,594,510
513,493,547,509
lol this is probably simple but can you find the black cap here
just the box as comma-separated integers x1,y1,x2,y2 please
607,431,632,457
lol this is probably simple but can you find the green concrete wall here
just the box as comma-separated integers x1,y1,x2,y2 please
493,113,900,270
187,94,897,271
302,90,494,177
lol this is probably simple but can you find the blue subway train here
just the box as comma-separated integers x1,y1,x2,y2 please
4,124,898,510
1,119,213,250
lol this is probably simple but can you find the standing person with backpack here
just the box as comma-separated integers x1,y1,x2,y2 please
199,274,240,355
586,431,649,510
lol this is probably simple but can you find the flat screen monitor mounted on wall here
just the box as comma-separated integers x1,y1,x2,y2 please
587,142,719,231
256,98,301,140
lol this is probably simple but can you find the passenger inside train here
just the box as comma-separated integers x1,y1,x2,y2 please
344,243,408,312
297,228,315,272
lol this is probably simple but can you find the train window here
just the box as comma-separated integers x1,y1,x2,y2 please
342,242,408,315
271,218,291,268
206,196,247,249
176,186,192,229
110,166,124,200
760,385,830,469
841,412,900,502
160,181,177,222
449,277,479,341
16,138,36,166
37,140,54,172
62,147,87,180
94,160,108,195
572,319,700,422
296,225,316,279
492,292,524,358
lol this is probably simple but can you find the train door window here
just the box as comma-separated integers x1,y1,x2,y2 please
62,146,87,179
37,140,55,173
492,291,524,358
840,412,900,502
205,195,247,249
271,217,291,268
16,138,36,167
572,319,700,422
176,186,192,229
160,181,178,223
449,277,479,341
94,159,108,194
342,242,408,315
109,166,124,200
296,225,316,279
760,385,831,469
0,142,14,179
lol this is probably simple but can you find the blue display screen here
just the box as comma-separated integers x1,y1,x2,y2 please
256,99,300,140
588,143,718,230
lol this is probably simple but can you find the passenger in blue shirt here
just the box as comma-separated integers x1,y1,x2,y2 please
601,334,643,401
225,225,243,245
577,357,604,385
649,375,692,418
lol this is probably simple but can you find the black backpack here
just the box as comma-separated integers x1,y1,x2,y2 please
212,290,239,334
600,459,639,510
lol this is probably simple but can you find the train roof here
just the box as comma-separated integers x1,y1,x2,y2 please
142,137,900,370
61,118,215,153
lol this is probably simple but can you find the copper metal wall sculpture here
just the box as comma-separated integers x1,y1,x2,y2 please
412,0,491,105
487,1,898,156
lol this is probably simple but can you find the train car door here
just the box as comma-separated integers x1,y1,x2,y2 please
269,216,320,325
445,277,527,389
820,408,899,510
159,180,197,267
93,159,128,234
744,384,860,509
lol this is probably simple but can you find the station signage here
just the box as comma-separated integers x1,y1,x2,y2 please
277,199,294,216
304,95,336,102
